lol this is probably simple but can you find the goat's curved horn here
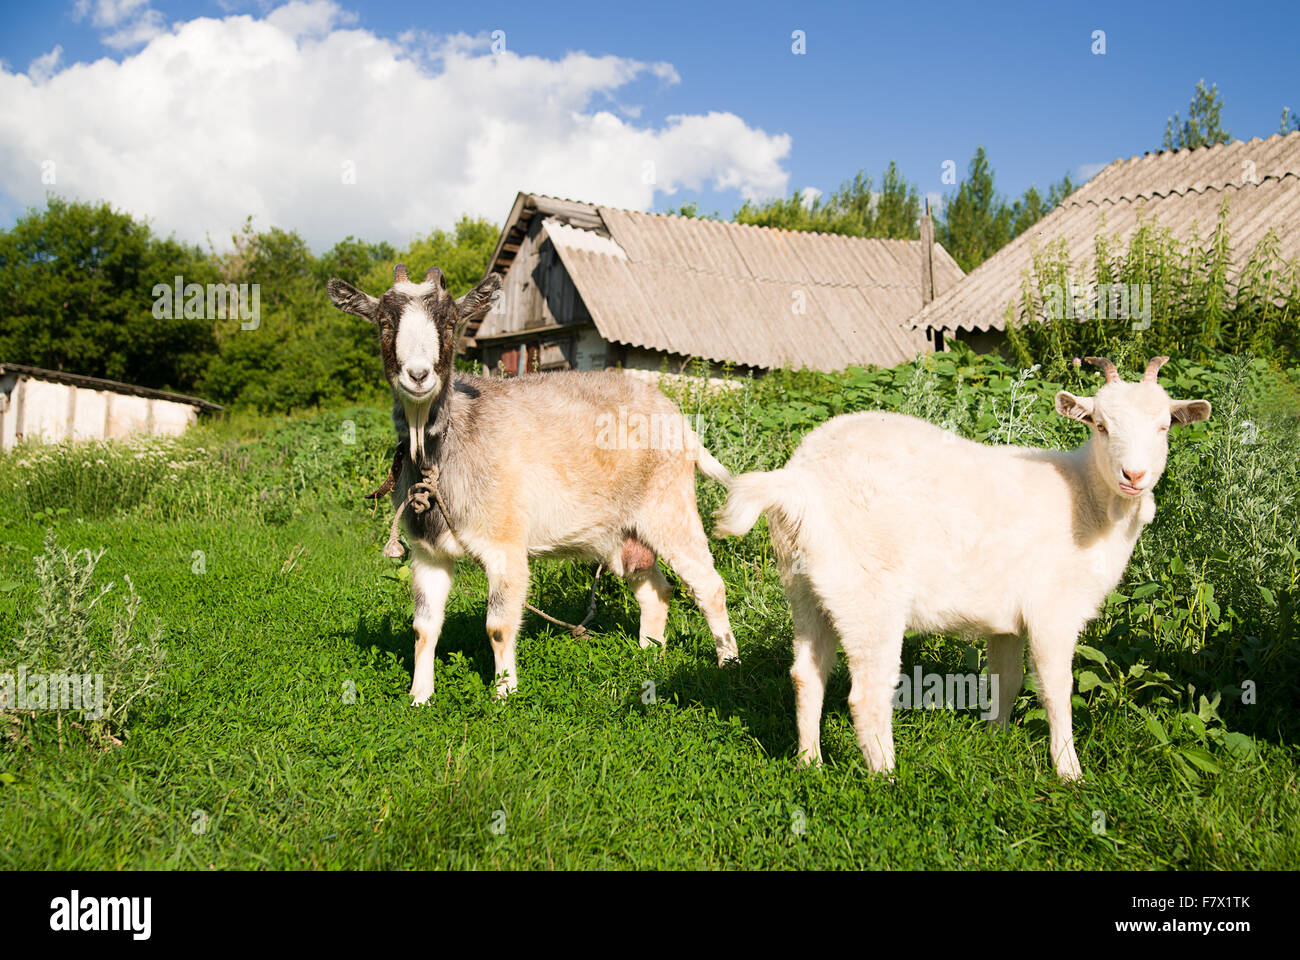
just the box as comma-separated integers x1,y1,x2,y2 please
425,267,444,286
393,263,409,283
1084,356,1120,384
1143,356,1170,382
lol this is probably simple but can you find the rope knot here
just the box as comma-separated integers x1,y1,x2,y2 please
383,464,441,559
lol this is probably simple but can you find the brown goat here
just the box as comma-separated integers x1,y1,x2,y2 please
327,265,739,701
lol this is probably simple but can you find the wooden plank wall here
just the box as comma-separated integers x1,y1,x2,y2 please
498,218,591,332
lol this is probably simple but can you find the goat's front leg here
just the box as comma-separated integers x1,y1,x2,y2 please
1028,620,1083,780
482,546,529,698
409,546,455,705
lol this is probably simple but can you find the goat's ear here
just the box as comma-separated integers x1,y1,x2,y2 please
1170,398,1212,425
1054,390,1094,424
455,272,502,326
326,278,380,322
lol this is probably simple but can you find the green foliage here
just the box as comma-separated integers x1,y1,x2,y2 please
0,196,218,392
0,199,498,414
734,162,922,239
936,148,1077,272
1004,199,1300,376
936,147,1012,272
1280,106,1300,135
1163,79,1231,151
357,216,499,299
661,201,721,220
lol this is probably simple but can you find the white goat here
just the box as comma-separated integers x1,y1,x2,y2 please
328,265,738,703
714,356,1211,780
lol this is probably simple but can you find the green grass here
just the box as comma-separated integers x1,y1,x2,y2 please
2,350,1299,869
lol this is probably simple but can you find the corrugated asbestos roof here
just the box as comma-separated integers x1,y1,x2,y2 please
911,131,1300,333
0,362,223,411
488,193,963,371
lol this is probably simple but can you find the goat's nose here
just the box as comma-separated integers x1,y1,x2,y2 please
406,364,431,384
1123,468,1146,484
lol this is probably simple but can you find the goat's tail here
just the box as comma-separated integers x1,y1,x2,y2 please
713,468,805,538
694,444,732,485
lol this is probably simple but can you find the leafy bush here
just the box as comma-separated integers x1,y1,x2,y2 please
1004,199,1300,375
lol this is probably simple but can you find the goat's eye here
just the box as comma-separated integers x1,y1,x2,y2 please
1095,423,1108,435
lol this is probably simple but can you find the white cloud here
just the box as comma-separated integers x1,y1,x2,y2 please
101,10,166,50
27,46,62,84
265,0,357,38
1,1,790,250
74,0,152,28
74,0,164,49
798,186,821,208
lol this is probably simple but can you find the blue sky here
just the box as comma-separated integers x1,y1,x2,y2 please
1,0,1297,249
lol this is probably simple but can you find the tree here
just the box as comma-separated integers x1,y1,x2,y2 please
359,216,498,298
1047,173,1078,208
1010,173,1078,237
935,147,1013,272
1163,79,1230,151
733,163,921,239
1280,106,1300,135
872,161,922,239
199,222,392,411
662,201,720,220
0,196,217,392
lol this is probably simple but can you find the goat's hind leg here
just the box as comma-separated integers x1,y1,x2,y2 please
789,584,838,764
658,532,738,666
640,469,737,665
625,556,673,652
817,574,904,775
483,545,529,698
985,633,1024,728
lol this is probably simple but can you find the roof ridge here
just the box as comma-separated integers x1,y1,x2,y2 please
604,204,930,245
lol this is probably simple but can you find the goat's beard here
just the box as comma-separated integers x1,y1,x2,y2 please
402,393,435,468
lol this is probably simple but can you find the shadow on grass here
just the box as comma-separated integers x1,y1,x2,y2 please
347,568,642,693
349,609,493,679
653,621,813,760
655,625,1043,765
